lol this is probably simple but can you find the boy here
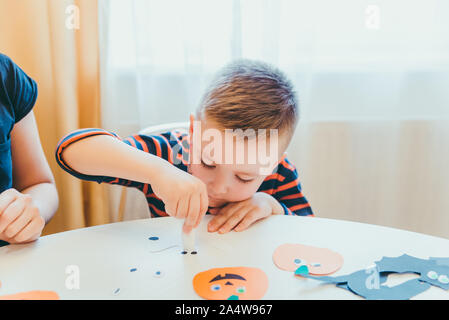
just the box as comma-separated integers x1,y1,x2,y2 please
55,59,313,234
0,53,59,246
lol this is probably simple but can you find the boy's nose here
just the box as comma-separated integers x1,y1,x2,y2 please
209,180,228,196
209,172,229,196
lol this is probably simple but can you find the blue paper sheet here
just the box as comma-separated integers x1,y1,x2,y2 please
301,254,449,299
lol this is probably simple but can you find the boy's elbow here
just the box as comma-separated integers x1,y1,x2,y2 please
56,140,87,174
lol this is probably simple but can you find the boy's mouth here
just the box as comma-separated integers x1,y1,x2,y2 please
208,197,227,209
208,203,226,209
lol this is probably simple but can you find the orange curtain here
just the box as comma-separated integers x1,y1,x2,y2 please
0,0,110,234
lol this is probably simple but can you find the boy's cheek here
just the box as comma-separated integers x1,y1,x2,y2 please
219,185,258,203
189,164,210,183
190,164,265,203
218,178,265,203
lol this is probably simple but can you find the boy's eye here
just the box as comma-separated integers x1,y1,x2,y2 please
201,159,216,169
236,175,254,183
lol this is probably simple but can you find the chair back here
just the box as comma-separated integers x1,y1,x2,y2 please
117,121,190,221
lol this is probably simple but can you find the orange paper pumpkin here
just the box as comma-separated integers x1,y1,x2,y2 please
273,243,344,276
0,290,59,300
193,267,268,300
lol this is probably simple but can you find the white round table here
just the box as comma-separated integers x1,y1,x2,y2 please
1,215,448,299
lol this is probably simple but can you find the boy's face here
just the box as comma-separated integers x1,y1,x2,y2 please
188,116,286,209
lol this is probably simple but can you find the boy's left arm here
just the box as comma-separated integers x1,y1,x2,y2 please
207,158,313,233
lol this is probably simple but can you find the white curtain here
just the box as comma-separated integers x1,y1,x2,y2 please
98,0,449,238
99,0,449,134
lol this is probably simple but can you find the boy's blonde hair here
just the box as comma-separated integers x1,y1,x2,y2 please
197,59,299,146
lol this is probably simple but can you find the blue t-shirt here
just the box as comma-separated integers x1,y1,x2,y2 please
0,53,38,194
0,54,37,248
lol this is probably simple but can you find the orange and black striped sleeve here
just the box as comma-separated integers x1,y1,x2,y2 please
258,156,314,216
54,128,189,191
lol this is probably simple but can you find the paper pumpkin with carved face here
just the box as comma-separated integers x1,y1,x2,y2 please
273,243,344,276
193,267,268,300
0,290,59,300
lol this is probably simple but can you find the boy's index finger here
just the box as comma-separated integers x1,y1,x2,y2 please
184,193,199,229
182,222,192,234
194,191,208,228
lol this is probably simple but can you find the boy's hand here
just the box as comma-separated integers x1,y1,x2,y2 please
0,189,45,244
151,162,208,234
207,192,283,234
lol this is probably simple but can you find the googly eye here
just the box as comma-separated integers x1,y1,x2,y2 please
427,271,438,280
210,284,221,291
310,262,321,267
438,274,449,284
153,270,164,278
294,258,305,265
236,286,246,293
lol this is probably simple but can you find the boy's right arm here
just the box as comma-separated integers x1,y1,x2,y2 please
56,129,208,233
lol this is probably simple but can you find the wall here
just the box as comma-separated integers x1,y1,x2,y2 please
289,120,449,239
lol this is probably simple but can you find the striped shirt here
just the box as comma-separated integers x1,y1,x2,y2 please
55,128,314,217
